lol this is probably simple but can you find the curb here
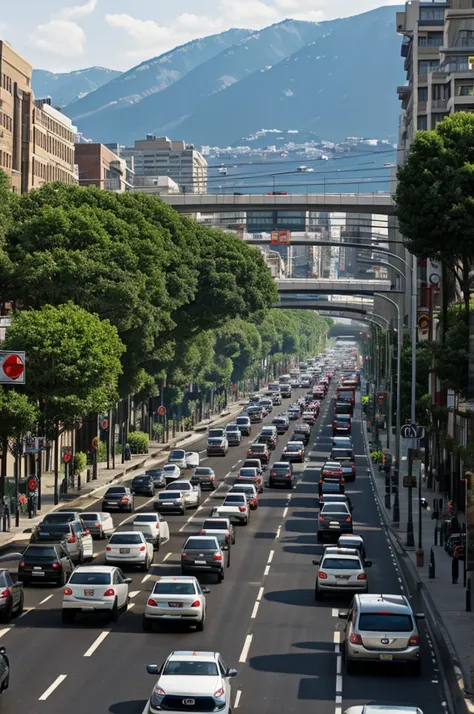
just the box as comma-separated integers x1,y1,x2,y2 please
361,419,469,714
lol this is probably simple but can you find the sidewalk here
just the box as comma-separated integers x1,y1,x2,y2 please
0,399,247,550
365,420,474,713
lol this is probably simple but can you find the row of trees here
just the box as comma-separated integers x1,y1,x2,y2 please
0,177,330,471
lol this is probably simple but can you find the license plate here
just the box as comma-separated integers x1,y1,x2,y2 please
84,589,94,596
34,566,43,570
380,654,393,661
120,548,130,554
335,575,349,579
168,602,183,608
330,522,340,528
106,502,117,506
32,571,45,576
195,560,206,565
39,532,49,536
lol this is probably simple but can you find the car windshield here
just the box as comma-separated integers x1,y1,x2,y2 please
332,450,353,458
239,469,257,477
202,521,228,530
285,444,301,451
194,468,212,475
105,488,126,495
24,546,56,558
170,483,190,491
159,492,181,500
358,613,414,632
109,533,143,544
42,513,76,523
185,538,217,550
153,582,196,595
322,504,349,514
163,661,219,676
322,558,361,570
170,450,185,459
70,572,112,585
225,495,245,503
81,513,100,521
134,515,157,522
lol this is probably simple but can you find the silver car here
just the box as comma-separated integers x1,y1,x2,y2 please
79,512,115,540
143,576,210,632
313,548,371,599
339,593,424,675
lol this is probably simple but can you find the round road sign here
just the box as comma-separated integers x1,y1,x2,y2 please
157,405,166,416
63,451,72,463
101,418,109,430
28,478,37,492
3,353,24,380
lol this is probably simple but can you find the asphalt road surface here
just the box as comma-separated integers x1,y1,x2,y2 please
0,381,448,714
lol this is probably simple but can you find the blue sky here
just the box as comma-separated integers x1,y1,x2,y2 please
4,0,399,73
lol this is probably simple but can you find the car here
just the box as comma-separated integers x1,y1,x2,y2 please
268,461,295,489
30,519,94,563
330,448,356,481
185,452,200,468
272,415,290,434
167,449,187,469
259,398,273,413
61,565,132,623
0,569,23,622
242,458,263,476
166,480,200,508
213,493,250,525
319,491,352,510
79,512,115,540
163,464,182,484
105,531,154,570
145,469,166,488
338,535,366,560
312,387,326,399
321,461,344,483
247,442,270,465
291,424,310,445
181,535,226,581
339,594,424,675
332,436,353,450
235,415,251,436
131,474,155,497
191,466,216,491
200,517,236,545
102,486,134,513
230,484,258,510
282,441,305,463
257,428,277,450
333,414,352,435
35,511,83,526
280,384,292,398
154,491,187,515
335,400,354,416
132,513,170,550
271,394,282,406
318,502,353,541
313,548,371,599
287,405,300,420
237,466,263,492
246,405,264,423
225,424,242,445
19,543,74,587
302,410,316,425
145,651,237,714
207,436,228,456
143,576,210,632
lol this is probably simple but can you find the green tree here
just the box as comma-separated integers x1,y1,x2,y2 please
433,302,469,395
400,337,432,422
395,112,474,313
0,389,38,500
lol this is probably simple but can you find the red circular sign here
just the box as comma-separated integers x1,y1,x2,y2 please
101,418,109,430
157,406,166,416
28,478,37,491
63,451,72,463
3,353,24,380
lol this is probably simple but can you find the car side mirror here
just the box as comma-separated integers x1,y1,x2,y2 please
0,647,5,655
312,560,320,566
338,611,349,619
124,577,133,584
364,561,372,568
415,613,425,620
226,668,238,677
202,587,210,594
147,664,160,675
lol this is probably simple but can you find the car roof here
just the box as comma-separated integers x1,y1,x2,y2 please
169,480,192,486
323,547,360,556
339,535,363,543
231,484,256,491
159,491,183,496
286,441,304,446
323,461,342,467
185,535,219,543
168,651,218,661
322,552,361,561
345,707,423,714
356,594,411,613
74,565,117,573
156,576,198,583
273,462,291,467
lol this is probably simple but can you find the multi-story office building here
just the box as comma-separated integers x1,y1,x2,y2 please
32,98,77,188
75,143,133,192
120,136,207,194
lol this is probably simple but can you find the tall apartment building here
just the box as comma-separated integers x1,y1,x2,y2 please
0,41,77,193
75,143,133,192
119,136,207,194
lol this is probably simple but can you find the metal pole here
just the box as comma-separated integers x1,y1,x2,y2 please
393,304,402,526
407,252,417,548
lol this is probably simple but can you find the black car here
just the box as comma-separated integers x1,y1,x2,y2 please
102,486,134,512
181,536,225,582
291,429,310,446
255,433,277,450
330,448,356,482
191,467,216,491
19,543,74,587
131,474,155,497
268,462,296,489
0,570,23,622
247,443,270,465
145,469,166,488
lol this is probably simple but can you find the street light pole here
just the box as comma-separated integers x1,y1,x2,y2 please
406,251,417,548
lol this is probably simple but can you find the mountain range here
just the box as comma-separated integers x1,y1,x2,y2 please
32,5,404,147
32,67,121,108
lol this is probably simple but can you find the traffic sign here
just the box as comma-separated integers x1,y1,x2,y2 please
157,405,166,416
100,418,109,430
401,424,418,439
0,351,25,384
28,478,37,492
62,450,72,464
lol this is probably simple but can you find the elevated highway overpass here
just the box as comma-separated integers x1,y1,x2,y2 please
274,299,374,313
276,278,394,295
160,192,395,216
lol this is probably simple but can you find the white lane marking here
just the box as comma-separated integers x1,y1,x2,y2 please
335,674,343,693
333,631,341,644
336,695,342,704
127,603,135,611
257,587,264,601
233,462,240,469
39,675,67,700
335,707,342,714
234,689,242,708
163,552,172,561
332,608,339,617
141,574,151,583
282,507,288,518
263,565,270,576
39,595,54,605
251,601,260,619
0,629,10,639
239,634,253,663
129,591,140,598
267,550,274,564
19,607,33,619
336,656,342,675
84,631,110,657
93,552,98,558
200,457,209,462
275,526,281,540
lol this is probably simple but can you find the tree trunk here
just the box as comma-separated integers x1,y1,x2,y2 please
462,257,471,317
0,438,7,503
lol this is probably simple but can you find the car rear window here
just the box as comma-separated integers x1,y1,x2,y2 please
236,418,249,424
153,582,196,595
170,450,185,459
286,443,301,451
358,613,413,632
134,515,157,522
239,468,257,477
185,538,217,550
81,513,100,521
251,445,265,452
38,523,69,533
105,488,126,495
207,438,223,445
159,492,181,500
133,476,150,483
170,483,191,491
322,558,360,570
194,468,212,475
337,415,351,422
225,495,246,503
24,546,56,558
322,504,349,514
202,520,228,530
109,533,143,544
331,450,353,458
42,513,76,523
70,572,112,585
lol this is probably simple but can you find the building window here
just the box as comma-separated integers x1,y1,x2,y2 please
454,30,474,47
419,32,443,46
418,59,440,75
418,86,428,102
432,114,446,126
458,84,474,96
419,8,445,22
417,115,428,130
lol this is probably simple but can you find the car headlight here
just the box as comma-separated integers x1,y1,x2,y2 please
151,686,166,708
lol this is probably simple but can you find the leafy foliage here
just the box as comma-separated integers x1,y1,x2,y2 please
0,388,38,443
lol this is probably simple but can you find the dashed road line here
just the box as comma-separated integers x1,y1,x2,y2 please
163,552,172,561
129,590,141,598
84,631,110,657
239,634,253,663
39,675,67,701
256,586,264,601
234,689,242,708
39,594,54,605
141,574,151,583
250,601,260,619
282,507,288,518
275,525,281,540
267,550,274,564
263,565,270,576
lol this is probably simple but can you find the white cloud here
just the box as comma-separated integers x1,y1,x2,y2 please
30,20,87,57
55,0,98,22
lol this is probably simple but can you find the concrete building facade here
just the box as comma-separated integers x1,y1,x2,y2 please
75,143,133,192
32,98,77,188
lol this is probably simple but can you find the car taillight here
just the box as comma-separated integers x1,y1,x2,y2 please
106,546,112,551
319,516,325,522
191,600,201,608
104,588,115,597
238,506,246,512
351,465,355,472
147,598,158,607
345,516,351,522
341,478,345,485
318,571,327,579
121,497,130,503
19,561,24,568
213,553,222,561
155,523,160,529
286,473,291,478
350,633,363,645
409,635,420,646
333,422,337,427
95,522,101,527
247,450,252,455
271,472,276,477
200,529,206,534
182,553,188,558
52,562,61,569
64,587,73,596
357,573,367,580
210,475,215,480
139,545,146,551
67,536,76,543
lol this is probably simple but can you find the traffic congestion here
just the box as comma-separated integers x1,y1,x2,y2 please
0,345,447,714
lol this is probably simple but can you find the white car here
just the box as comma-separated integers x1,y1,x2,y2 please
143,576,210,631
213,493,249,525
79,512,115,540
185,451,200,468
61,565,132,624
166,481,200,508
163,464,181,484
313,548,371,599
145,651,237,714
345,708,423,714
105,531,154,571
132,513,170,550
167,449,187,469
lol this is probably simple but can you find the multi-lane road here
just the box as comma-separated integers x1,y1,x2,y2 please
0,381,448,714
